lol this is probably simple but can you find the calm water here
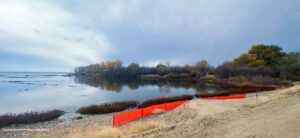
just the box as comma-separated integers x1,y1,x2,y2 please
0,72,224,115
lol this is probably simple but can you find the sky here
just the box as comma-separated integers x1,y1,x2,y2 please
0,0,299,72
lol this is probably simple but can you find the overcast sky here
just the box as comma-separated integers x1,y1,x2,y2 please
0,0,299,72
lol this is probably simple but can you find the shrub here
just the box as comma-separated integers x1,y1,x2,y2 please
228,76,248,82
63,121,167,138
229,86,276,94
0,110,64,128
138,95,193,108
215,62,277,79
195,86,276,98
77,101,138,115
249,75,282,85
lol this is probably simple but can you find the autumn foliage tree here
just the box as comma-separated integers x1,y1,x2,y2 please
217,44,300,81
233,44,286,67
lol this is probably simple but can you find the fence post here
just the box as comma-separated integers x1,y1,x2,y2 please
113,115,115,127
141,108,143,117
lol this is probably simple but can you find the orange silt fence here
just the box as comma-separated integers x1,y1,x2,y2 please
202,94,246,100
113,109,142,127
142,100,189,117
164,100,189,110
142,104,162,117
113,100,189,126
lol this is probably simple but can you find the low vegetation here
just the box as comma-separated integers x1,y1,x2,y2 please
0,110,64,128
77,101,138,115
195,85,276,98
229,86,276,94
138,95,193,108
55,121,167,138
195,90,231,98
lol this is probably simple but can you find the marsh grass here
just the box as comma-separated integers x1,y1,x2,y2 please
229,86,276,94
77,101,138,115
195,86,276,98
195,90,231,98
138,95,193,108
0,110,64,128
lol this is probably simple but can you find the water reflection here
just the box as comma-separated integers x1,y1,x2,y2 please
74,76,225,94
0,72,227,114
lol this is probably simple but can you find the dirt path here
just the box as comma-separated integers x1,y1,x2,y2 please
141,85,300,138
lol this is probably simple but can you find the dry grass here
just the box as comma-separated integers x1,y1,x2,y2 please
77,101,138,115
53,121,167,138
0,110,64,128
138,95,193,108
195,86,275,98
257,82,300,104
195,90,231,98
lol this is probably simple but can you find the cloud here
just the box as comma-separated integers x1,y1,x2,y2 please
94,0,300,66
0,0,299,71
0,0,112,66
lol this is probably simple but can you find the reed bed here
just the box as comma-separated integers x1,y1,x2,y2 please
78,101,139,115
0,110,64,128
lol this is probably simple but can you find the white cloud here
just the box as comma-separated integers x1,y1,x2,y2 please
0,0,112,66
0,0,299,71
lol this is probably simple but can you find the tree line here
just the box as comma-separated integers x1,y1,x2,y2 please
75,59,211,79
74,44,300,82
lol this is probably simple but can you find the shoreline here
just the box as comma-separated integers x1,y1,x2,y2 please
1,82,299,138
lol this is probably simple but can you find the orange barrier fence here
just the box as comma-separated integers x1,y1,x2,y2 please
113,94,246,126
113,100,188,126
202,94,246,100
142,100,188,117
113,109,142,127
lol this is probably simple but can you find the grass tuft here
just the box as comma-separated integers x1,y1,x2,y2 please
65,121,167,138
195,90,230,98
138,95,193,108
77,101,138,115
195,86,276,98
0,110,64,128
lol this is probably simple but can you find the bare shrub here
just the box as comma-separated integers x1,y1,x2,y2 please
0,110,64,128
250,75,282,85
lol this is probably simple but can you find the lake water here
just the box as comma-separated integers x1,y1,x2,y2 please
0,72,225,116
